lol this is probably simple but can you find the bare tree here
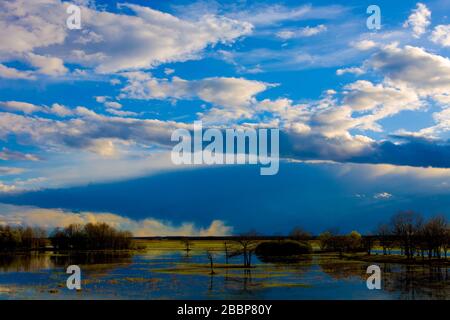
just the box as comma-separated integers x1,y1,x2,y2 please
206,250,215,274
390,211,423,259
422,215,448,259
376,223,392,255
234,232,259,268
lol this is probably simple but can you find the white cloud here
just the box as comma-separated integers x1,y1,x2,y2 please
0,101,42,114
0,0,66,54
0,101,74,117
106,109,138,117
430,24,450,47
403,3,431,38
0,0,253,76
26,53,67,76
336,67,364,76
49,103,73,117
374,192,392,199
0,183,16,193
343,80,420,113
105,101,122,109
368,44,450,98
95,96,109,103
121,73,273,122
164,68,175,75
0,108,188,157
81,3,253,73
0,64,35,80
0,203,233,236
276,25,327,39
351,40,377,51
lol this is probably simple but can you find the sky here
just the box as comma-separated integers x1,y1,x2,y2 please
1,0,450,235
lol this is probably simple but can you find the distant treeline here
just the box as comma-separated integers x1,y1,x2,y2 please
0,226,47,251
315,212,449,259
0,223,133,251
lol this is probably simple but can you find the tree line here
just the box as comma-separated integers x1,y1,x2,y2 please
376,211,448,259
0,225,47,251
0,223,133,250
315,211,449,260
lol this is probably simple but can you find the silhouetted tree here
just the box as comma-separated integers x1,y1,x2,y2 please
376,223,393,255
0,226,47,250
390,211,423,259
234,232,259,268
422,215,447,259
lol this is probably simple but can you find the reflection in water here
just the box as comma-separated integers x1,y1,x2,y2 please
0,251,132,274
0,253,54,272
318,254,366,280
50,251,132,267
223,269,254,293
384,265,449,300
0,250,448,299
318,253,450,299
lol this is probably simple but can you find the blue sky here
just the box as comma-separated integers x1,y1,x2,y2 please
1,0,450,235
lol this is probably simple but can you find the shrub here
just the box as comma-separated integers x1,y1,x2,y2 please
255,240,312,262
50,223,133,250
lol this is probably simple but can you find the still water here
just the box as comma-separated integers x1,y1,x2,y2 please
0,248,448,300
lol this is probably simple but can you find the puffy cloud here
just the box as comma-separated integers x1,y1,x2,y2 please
0,109,186,155
26,53,67,76
86,139,118,157
121,73,273,122
403,3,431,38
430,24,450,47
368,44,450,98
49,103,73,117
90,4,252,72
0,0,66,54
343,80,421,114
400,108,450,139
78,3,252,73
0,101,73,117
0,203,233,236
121,73,270,107
0,101,42,114
0,0,252,76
